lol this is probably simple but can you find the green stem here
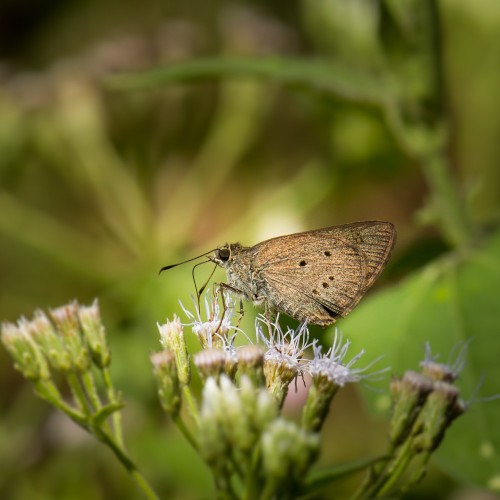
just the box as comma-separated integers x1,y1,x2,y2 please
212,465,238,500
357,439,412,499
261,476,279,500
102,366,125,448
82,371,102,411
404,451,431,490
67,371,90,414
94,427,159,500
182,385,200,425
383,96,475,248
243,448,261,500
173,415,198,451
376,443,413,497
34,380,86,423
420,152,475,248
36,379,158,499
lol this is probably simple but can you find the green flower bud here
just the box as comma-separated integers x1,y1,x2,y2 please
50,302,91,372
411,381,465,453
198,377,228,466
1,321,50,381
28,311,72,372
389,371,434,446
158,316,190,385
261,418,319,484
79,299,111,368
263,356,297,407
151,350,181,417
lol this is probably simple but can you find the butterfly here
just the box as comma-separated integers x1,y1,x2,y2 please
207,221,396,326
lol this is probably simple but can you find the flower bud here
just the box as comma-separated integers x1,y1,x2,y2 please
158,316,190,385
151,350,181,417
79,299,111,368
194,349,227,381
198,377,228,466
219,375,253,451
25,311,72,372
264,356,297,407
389,371,434,446
238,375,277,434
237,344,265,386
411,381,465,453
1,321,50,381
420,360,457,383
50,302,91,372
261,418,319,484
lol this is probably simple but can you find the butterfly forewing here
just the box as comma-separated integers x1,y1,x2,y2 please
248,221,395,325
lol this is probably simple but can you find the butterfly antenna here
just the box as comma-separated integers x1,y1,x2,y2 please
159,249,216,274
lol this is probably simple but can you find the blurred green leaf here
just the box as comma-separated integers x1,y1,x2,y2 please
342,229,500,489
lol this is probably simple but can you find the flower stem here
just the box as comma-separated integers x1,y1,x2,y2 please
376,441,413,497
182,385,200,425
213,466,238,500
173,415,198,451
66,371,90,414
82,371,102,411
353,439,412,499
94,427,159,500
242,449,261,500
102,366,125,448
34,380,86,422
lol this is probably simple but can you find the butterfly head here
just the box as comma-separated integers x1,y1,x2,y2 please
211,243,242,268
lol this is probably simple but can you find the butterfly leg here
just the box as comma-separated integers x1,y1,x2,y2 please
263,300,277,336
213,282,244,334
234,299,245,330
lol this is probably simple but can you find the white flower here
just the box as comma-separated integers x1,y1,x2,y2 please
305,329,387,387
158,315,184,349
255,314,313,372
420,339,471,382
180,292,242,351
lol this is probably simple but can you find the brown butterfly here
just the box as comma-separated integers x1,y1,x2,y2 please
206,221,396,326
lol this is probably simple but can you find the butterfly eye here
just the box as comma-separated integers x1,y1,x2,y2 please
218,248,231,261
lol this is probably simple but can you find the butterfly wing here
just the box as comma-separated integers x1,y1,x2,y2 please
250,221,395,325
326,221,396,287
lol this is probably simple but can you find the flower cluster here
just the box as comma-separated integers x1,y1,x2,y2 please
355,342,470,498
1,300,110,380
148,292,472,499
1,300,156,499
150,293,385,498
1,294,472,500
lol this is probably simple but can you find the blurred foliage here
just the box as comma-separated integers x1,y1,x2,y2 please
0,0,499,498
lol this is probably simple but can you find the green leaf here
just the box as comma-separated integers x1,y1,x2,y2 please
91,402,124,427
339,229,500,491
105,56,392,106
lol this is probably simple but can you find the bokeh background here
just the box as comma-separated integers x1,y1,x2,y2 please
1,0,500,498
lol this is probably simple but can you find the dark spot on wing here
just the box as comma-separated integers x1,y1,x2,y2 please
299,260,307,266
322,282,329,288
312,289,319,295
329,276,334,281
324,250,331,256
